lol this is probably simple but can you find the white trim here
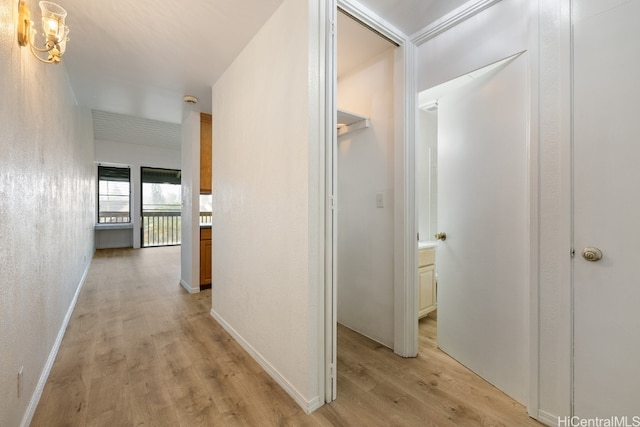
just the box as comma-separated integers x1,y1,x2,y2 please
179,278,200,294
211,309,322,414
537,410,560,426
527,0,541,418
394,39,418,358
411,0,504,45
20,260,92,427
324,0,338,403
308,0,331,407
337,0,406,45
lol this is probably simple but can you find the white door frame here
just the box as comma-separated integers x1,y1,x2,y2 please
324,0,337,402
330,0,417,363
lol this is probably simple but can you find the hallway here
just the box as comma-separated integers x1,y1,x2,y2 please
31,247,539,426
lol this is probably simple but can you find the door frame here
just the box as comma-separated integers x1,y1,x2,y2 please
328,0,418,368
323,0,418,401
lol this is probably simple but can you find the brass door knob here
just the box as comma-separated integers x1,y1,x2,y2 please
582,247,603,262
435,232,447,241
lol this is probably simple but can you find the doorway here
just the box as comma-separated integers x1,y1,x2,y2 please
416,53,529,404
335,8,397,349
140,167,182,247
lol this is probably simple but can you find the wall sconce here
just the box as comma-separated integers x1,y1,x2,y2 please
17,0,70,64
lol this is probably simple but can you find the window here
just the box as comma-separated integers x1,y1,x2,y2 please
98,165,131,223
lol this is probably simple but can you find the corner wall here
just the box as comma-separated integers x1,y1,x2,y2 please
0,3,96,426
210,0,325,412
180,109,201,293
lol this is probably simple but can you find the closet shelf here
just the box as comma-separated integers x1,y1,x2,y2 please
337,109,370,136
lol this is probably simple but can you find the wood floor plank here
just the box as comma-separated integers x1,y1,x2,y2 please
32,247,541,427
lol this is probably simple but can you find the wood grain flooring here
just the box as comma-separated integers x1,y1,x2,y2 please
31,247,541,427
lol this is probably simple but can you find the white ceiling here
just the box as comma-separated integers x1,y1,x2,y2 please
52,0,467,125
356,0,470,35
60,0,284,124
337,11,395,79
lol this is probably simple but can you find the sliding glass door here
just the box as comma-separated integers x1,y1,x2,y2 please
141,167,181,247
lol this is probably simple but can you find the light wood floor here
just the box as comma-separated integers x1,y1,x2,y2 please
32,247,541,427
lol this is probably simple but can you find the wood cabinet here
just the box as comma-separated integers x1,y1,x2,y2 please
200,113,212,194
418,247,436,318
200,227,212,287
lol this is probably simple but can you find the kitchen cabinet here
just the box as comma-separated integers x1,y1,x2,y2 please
200,113,212,194
418,246,436,318
200,227,212,287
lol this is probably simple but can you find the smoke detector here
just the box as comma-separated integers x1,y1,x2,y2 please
183,95,198,104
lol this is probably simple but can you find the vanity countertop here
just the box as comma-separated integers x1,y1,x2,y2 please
418,240,437,249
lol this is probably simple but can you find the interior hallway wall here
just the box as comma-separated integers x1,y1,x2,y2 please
0,3,96,426
337,46,396,348
210,0,325,412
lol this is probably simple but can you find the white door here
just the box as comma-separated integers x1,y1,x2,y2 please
573,0,640,417
436,53,529,404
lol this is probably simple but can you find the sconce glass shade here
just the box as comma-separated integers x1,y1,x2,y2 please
17,0,70,64
39,1,67,42
58,25,70,55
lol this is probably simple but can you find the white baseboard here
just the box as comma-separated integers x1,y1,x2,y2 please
210,309,322,414
180,278,200,294
538,410,559,426
20,260,91,427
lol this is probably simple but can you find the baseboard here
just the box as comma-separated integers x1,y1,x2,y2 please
537,410,559,426
210,309,322,414
20,260,91,427
180,278,200,294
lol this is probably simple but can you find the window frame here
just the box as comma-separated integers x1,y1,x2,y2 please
97,165,132,224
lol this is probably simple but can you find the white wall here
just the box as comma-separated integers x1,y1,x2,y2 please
337,46,396,348
210,0,325,412
94,138,181,249
416,109,437,242
0,2,96,425
180,109,200,293
416,0,528,93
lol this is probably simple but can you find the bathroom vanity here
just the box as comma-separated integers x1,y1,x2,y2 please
418,242,437,318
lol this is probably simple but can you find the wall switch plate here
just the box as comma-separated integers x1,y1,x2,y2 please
376,192,384,208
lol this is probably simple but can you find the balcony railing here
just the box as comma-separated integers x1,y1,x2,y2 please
200,211,212,225
98,211,130,223
143,211,181,247
100,211,211,247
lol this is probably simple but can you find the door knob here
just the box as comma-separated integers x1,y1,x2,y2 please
582,247,603,262
435,232,447,241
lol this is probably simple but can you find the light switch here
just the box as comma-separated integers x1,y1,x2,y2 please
376,192,384,208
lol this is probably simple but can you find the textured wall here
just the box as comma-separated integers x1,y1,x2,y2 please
337,46,396,348
211,0,323,410
0,2,96,426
